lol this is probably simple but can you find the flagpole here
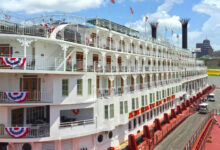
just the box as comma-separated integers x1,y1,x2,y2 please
144,21,146,40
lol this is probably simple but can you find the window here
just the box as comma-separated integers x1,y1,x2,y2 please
145,95,148,106
120,102,123,114
136,98,139,109
156,91,159,101
150,93,153,103
124,101,128,113
133,119,137,128
77,79,83,96
153,93,155,102
159,91,161,100
162,90,165,98
138,117,141,125
110,104,114,118
128,121,132,130
88,79,92,95
132,98,135,110
142,114,145,122
141,96,145,106
104,105,108,119
62,79,68,96
22,143,32,150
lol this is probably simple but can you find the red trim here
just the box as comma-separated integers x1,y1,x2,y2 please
129,112,133,119
145,106,150,111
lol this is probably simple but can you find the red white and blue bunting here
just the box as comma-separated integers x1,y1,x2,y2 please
5,127,29,138
4,92,29,103
0,57,26,68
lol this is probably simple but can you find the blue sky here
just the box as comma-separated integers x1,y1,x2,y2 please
1,0,219,50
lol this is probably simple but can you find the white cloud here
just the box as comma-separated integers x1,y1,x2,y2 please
126,0,183,40
0,0,104,14
192,0,220,50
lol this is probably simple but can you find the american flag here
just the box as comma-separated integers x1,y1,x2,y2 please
130,7,134,15
5,15,11,20
145,16,148,22
110,0,115,4
86,37,90,44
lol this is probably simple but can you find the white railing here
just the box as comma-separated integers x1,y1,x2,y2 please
0,91,52,103
60,119,94,127
0,124,49,138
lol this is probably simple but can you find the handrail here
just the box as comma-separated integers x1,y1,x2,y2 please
183,109,219,150
60,119,94,127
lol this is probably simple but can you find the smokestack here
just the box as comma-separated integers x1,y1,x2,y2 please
180,18,190,49
150,22,158,39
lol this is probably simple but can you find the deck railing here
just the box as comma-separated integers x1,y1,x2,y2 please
0,91,52,103
0,124,50,138
183,109,219,150
60,119,94,127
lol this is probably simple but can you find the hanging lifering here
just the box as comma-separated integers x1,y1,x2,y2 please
72,109,80,115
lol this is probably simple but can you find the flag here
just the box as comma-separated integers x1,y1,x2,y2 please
130,7,134,14
86,37,90,44
145,16,148,22
156,23,159,28
5,15,11,20
110,0,115,4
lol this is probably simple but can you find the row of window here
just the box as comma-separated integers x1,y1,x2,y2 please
62,79,92,96
132,85,181,110
104,101,129,119
129,101,174,131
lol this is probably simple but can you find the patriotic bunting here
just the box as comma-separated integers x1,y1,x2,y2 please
5,127,28,138
4,92,29,103
0,57,26,68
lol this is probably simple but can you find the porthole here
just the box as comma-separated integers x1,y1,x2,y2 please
22,143,32,150
97,134,103,143
108,131,113,139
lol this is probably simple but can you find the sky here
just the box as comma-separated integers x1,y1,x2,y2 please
0,0,219,50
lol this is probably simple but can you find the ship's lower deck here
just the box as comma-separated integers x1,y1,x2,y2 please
0,86,209,150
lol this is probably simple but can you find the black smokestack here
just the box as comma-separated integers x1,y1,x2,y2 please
150,22,158,39
180,18,190,49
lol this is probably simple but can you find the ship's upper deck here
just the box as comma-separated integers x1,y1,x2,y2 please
0,12,193,55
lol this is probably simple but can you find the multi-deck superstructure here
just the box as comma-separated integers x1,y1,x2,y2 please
0,13,208,150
